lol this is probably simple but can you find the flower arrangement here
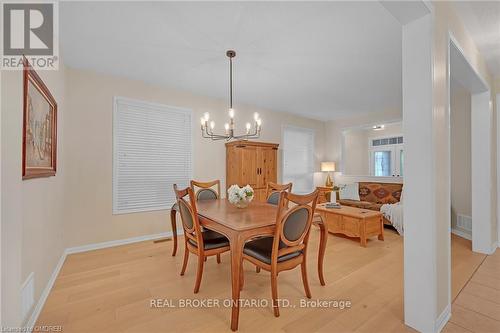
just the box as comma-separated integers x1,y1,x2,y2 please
228,184,254,208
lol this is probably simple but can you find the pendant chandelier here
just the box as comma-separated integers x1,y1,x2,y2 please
200,50,262,141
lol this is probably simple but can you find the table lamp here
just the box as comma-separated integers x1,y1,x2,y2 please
321,162,335,187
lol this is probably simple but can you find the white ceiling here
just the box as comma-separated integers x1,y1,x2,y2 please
452,1,500,79
60,1,402,120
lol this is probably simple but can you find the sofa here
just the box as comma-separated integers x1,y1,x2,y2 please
338,182,403,225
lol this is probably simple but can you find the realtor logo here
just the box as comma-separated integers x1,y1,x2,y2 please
1,1,59,69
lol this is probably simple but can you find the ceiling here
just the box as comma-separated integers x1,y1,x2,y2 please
60,1,402,120
452,1,500,79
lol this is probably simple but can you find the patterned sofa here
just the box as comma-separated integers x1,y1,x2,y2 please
338,182,403,225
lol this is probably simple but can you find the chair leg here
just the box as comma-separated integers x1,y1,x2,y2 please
194,255,205,294
240,262,244,291
217,253,221,264
271,270,280,317
300,260,312,299
204,256,207,262
256,266,261,273
180,245,189,276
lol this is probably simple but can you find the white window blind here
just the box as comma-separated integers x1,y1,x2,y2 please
282,126,315,194
113,97,192,214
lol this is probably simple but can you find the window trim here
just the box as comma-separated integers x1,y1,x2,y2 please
281,124,315,194
112,96,193,215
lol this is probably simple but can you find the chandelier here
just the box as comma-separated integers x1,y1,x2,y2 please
200,50,262,141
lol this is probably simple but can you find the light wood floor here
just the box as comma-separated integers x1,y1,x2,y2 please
36,229,486,332
444,246,500,333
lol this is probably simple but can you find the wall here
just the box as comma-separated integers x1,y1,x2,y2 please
342,122,403,175
63,68,326,248
450,79,471,229
432,0,497,316
325,109,401,171
343,129,368,175
1,66,67,326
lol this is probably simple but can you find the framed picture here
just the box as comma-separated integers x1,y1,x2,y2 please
22,57,57,179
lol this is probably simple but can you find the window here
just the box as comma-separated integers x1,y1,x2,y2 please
282,126,315,193
113,97,192,214
369,135,404,177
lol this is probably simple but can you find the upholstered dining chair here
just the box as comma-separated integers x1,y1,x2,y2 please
265,182,293,205
241,190,319,317
173,185,230,294
190,180,220,201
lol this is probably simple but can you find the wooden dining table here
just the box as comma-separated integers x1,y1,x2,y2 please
170,199,328,331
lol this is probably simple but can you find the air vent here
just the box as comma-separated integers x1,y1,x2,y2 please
372,136,403,147
456,214,472,232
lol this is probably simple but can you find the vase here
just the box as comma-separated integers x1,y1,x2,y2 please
234,200,249,208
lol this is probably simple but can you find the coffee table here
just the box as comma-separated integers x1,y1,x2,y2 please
315,203,384,247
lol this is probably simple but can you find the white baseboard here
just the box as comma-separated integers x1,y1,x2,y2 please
25,251,66,329
435,303,451,333
451,227,472,241
65,231,173,254
25,231,176,331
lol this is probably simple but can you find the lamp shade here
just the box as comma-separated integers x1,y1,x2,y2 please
321,162,336,172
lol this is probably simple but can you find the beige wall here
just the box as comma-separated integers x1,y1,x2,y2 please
63,68,326,248
450,79,472,227
1,67,67,326
325,109,402,174
432,0,497,314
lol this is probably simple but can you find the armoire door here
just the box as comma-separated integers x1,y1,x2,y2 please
239,146,258,188
257,147,277,188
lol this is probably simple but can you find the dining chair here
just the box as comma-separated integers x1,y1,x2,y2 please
173,184,230,294
265,181,293,205
241,189,319,317
190,180,220,201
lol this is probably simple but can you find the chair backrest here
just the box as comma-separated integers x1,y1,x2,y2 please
190,180,220,201
271,190,319,263
266,182,293,205
173,185,204,250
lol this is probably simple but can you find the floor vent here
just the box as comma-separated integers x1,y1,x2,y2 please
456,214,472,232
21,272,35,321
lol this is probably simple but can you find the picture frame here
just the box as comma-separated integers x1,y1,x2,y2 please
22,57,58,179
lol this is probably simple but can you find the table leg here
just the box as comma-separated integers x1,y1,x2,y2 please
317,220,328,286
378,216,385,241
229,236,244,331
360,222,367,247
171,209,178,256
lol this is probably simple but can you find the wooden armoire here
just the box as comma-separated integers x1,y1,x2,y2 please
226,140,279,202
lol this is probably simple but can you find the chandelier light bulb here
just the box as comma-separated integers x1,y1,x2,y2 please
199,50,261,141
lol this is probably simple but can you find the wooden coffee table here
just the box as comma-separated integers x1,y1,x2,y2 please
315,203,384,247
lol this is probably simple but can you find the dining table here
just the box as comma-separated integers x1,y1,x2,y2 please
169,199,328,331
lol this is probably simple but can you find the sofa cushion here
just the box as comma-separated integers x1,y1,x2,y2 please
358,182,403,204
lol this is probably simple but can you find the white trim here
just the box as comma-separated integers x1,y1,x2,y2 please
451,228,472,241
66,231,174,254
25,252,66,330
435,304,451,333
24,232,177,331
335,174,403,184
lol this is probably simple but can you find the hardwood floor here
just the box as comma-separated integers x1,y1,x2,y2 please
36,229,485,332
444,246,500,333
